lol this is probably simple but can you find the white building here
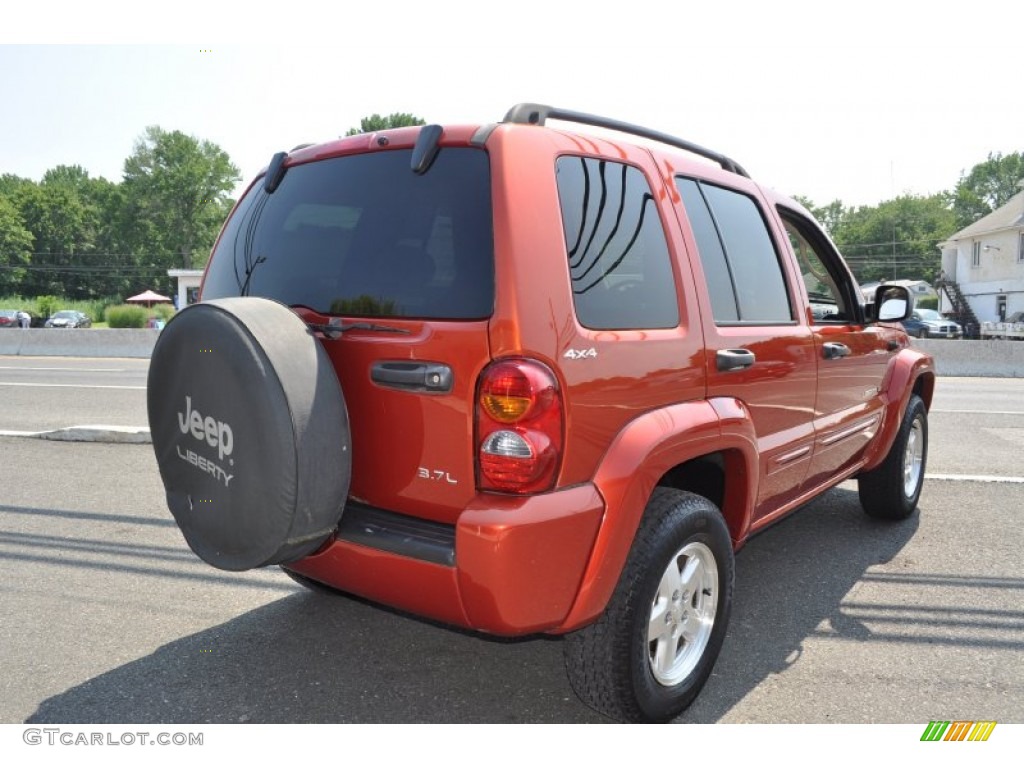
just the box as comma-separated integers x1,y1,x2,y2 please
167,269,204,309
938,191,1024,322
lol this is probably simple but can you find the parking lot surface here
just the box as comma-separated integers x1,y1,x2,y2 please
0,362,1021,723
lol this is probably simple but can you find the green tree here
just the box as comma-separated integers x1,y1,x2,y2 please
34,166,145,298
84,177,129,257
345,112,426,136
14,182,95,296
952,151,1024,228
41,164,93,191
15,167,136,298
793,195,848,238
0,196,34,295
122,126,240,270
0,173,34,199
830,194,956,284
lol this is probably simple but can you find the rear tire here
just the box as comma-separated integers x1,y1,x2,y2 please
858,394,927,520
563,488,734,722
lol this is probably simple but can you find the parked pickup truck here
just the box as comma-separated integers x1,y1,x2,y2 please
147,104,934,722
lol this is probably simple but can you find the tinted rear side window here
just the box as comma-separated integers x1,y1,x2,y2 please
202,148,494,319
675,178,792,324
675,178,739,323
556,156,679,330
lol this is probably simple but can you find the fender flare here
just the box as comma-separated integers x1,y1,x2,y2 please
557,398,758,632
861,348,935,472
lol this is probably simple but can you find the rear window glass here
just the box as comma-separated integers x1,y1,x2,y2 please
202,148,494,319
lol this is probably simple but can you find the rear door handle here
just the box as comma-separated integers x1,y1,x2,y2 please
823,342,851,360
371,361,453,393
716,349,756,372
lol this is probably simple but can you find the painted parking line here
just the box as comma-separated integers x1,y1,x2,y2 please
0,382,145,391
0,366,128,372
931,409,1024,416
926,473,1024,484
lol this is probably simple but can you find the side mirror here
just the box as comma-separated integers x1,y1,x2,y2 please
869,284,912,323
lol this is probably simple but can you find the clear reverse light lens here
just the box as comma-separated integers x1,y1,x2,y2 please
481,430,533,458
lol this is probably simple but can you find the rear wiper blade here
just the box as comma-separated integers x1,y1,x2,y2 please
306,321,412,338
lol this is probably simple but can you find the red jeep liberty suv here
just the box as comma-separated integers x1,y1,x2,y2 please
147,104,934,722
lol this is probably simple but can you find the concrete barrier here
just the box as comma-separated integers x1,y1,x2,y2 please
0,329,159,358
910,338,1024,377
1,328,1021,376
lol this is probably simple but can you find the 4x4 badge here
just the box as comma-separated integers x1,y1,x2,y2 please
564,347,598,360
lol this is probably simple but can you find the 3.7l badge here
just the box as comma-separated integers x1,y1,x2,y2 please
418,467,458,484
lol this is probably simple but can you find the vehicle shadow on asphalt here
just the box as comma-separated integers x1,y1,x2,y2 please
679,484,920,723
26,486,918,724
0,503,305,594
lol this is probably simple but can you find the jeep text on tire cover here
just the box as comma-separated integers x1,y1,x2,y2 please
147,104,935,722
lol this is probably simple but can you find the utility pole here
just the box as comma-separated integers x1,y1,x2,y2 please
892,219,897,281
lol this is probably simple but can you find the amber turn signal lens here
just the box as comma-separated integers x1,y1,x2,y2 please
479,362,539,423
481,393,532,422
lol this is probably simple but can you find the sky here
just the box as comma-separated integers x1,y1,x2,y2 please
2,1,1021,208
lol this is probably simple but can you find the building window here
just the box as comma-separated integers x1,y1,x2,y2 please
1018,232,1024,262
972,241,981,268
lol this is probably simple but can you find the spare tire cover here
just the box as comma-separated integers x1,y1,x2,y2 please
147,297,350,571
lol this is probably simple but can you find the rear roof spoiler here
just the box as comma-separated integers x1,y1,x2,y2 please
503,102,750,178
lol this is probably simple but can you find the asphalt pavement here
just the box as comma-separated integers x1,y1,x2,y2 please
0,357,1021,723
0,357,147,434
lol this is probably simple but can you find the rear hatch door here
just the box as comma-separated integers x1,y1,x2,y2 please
201,140,494,524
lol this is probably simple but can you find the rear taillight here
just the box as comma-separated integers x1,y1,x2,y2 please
476,359,563,494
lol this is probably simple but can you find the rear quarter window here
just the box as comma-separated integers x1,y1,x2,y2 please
555,156,679,330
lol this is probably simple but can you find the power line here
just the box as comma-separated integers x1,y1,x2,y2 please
16,257,184,264
837,238,948,251
0,265,170,274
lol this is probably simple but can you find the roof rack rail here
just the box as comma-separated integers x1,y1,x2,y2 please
503,103,750,178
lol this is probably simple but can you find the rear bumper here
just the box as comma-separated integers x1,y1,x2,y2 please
286,484,604,635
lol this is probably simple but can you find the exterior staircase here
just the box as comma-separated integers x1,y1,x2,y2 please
935,278,979,338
